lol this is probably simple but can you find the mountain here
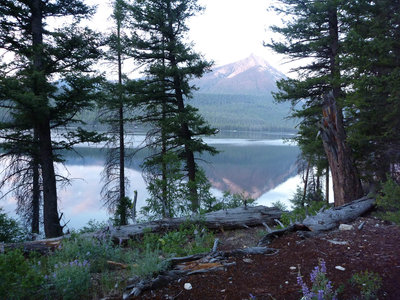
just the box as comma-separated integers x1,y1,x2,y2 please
190,54,295,132
193,54,285,95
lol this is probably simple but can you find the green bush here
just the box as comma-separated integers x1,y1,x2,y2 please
351,270,382,299
202,191,255,213
132,245,169,279
49,233,131,273
0,208,27,243
0,249,44,299
376,177,400,224
48,259,91,300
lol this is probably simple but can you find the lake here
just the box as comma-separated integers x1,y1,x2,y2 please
1,132,301,230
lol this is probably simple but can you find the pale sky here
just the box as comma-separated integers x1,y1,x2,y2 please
86,0,293,74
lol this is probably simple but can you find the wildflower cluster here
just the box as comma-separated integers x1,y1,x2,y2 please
46,259,91,300
297,259,337,300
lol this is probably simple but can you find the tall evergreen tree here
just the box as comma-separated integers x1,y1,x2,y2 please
0,0,103,237
100,0,135,226
267,0,363,206
343,0,400,183
127,0,218,214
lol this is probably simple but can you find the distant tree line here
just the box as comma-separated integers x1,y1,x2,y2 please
0,0,217,238
268,0,400,206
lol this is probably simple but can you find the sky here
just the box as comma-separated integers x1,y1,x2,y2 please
86,0,292,74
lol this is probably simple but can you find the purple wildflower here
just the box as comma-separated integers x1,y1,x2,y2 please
320,259,326,274
318,290,324,300
310,266,320,283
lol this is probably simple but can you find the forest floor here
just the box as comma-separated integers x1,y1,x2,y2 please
132,215,400,300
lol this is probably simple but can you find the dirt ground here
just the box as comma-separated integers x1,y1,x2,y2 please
134,216,400,299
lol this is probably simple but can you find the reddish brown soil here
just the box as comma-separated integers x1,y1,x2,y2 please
135,216,400,300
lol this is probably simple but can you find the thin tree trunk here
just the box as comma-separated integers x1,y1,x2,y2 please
32,0,62,237
302,159,310,206
31,130,40,234
117,16,127,225
325,165,329,204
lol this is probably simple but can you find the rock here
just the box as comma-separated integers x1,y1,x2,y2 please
335,266,346,271
243,258,253,263
327,239,349,245
184,283,192,290
339,224,354,231
290,266,296,270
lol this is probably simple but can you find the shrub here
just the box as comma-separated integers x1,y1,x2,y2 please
78,219,108,234
0,208,27,243
49,233,131,273
0,249,44,299
376,177,400,224
47,259,91,300
132,245,169,279
350,270,382,299
297,259,338,300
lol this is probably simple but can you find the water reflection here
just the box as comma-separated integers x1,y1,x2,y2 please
1,136,300,230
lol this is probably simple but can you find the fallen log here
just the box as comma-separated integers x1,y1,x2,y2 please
258,197,375,246
2,205,282,254
102,205,282,242
302,196,375,232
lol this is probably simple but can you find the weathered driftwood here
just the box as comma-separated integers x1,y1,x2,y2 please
258,197,375,246
103,205,282,242
302,197,375,231
123,246,278,298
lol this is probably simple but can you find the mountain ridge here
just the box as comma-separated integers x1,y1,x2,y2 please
193,54,286,96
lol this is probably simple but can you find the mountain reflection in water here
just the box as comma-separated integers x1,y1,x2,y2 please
1,136,299,230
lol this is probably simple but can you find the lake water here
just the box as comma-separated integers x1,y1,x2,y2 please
1,132,301,230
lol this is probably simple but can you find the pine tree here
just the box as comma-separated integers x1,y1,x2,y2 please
127,0,218,214
342,0,400,182
100,0,136,226
0,0,103,237
267,0,363,206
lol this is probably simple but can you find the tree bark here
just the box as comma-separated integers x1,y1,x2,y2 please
321,92,364,206
31,0,62,238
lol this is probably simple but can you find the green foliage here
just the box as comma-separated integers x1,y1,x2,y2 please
132,245,169,279
278,186,327,227
271,200,288,212
350,270,382,299
202,191,255,213
78,219,108,234
50,234,130,273
0,249,44,299
0,209,27,243
376,177,400,224
48,259,91,300
132,223,214,258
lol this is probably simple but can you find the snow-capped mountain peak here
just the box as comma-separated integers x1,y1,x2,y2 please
193,54,285,95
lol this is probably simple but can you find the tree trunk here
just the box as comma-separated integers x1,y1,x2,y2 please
31,145,40,234
321,93,364,206
321,6,364,206
38,123,63,237
117,16,127,226
31,0,62,238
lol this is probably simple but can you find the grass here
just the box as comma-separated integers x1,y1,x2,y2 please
0,221,214,299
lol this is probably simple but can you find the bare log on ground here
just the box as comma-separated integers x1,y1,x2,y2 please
258,197,375,246
2,206,282,254
103,205,282,241
302,197,375,232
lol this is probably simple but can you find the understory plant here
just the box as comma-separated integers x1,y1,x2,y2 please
297,259,338,300
376,177,400,224
350,270,382,299
0,249,45,299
